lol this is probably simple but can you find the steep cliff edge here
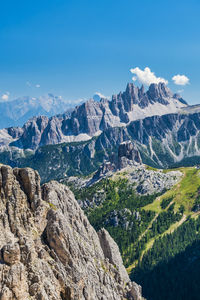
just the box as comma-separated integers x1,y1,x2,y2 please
0,164,143,300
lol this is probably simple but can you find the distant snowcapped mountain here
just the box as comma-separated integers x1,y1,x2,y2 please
0,94,81,129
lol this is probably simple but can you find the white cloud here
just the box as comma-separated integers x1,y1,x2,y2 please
93,92,108,100
35,84,40,88
73,98,85,104
1,92,10,101
63,98,85,105
93,92,110,102
172,74,189,86
130,67,168,86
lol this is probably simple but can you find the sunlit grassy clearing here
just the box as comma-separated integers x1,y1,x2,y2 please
143,167,200,214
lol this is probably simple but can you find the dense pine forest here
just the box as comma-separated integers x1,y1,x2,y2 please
131,217,200,300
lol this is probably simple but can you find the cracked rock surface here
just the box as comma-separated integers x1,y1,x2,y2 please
0,164,143,300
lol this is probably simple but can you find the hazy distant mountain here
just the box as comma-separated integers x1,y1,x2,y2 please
0,94,81,129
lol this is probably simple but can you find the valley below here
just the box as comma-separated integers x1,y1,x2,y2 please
67,164,200,300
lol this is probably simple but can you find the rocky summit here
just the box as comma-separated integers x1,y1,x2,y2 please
0,164,143,300
92,141,142,181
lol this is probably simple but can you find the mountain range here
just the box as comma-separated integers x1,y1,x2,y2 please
1,82,200,183
0,82,187,148
0,93,79,129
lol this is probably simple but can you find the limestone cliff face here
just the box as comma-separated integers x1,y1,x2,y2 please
0,164,143,300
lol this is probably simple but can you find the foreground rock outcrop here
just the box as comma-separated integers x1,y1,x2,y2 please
0,164,143,299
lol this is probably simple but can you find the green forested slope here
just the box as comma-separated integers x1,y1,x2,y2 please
72,166,200,300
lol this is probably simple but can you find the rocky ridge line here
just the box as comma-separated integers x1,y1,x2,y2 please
0,164,143,300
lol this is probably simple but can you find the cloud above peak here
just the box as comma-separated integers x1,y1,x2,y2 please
1,92,10,101
172,74,189,86
93,92,109,101
130,67,168,86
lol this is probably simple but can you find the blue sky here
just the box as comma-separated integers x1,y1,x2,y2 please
0,0,200,103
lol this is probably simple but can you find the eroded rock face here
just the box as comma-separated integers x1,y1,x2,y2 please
2,243,21,265
0,164,143,300
92,141,142,181
98,228,129,283
118,141,142,169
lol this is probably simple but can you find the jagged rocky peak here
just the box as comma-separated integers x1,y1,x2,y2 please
111,83,140,111
125,83,145,99
111,81,187,112
69,98,104,136
173,93,188,105
93,141,142,181
125,83,139,100
147,82,172,101
0,164,143,300
118,141,142,169
11,115,50,149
